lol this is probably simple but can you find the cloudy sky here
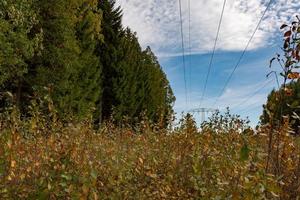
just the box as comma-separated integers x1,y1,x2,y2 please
115,0,299,126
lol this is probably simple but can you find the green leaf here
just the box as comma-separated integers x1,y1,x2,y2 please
90,169,98,180
240,144,250,161
61,174,72,181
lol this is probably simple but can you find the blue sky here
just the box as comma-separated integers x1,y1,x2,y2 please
116,0,300,126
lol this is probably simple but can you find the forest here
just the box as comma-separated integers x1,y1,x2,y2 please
0,0,300,199
0,0,175,127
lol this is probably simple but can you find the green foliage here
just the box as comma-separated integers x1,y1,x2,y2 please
31,0,102,119
262,17,300,134
261,80,300,134
0,0,174,126
177,113,198,134
0,0,42,103
96,0,123,122
95,0,175,126
201,107,251,134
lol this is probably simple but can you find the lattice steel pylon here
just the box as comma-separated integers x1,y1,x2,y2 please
188,108,218,123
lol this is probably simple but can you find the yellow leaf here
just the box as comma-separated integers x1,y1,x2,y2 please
11,160,16,168
20,174,26,180
138,157,144,164
26,167,32,172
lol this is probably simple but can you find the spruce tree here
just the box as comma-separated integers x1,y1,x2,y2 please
75,0,103,119
32,0,102,119
0,0,42,107
97,0,123,122
113,28,144,123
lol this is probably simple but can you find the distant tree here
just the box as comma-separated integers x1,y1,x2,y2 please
112,28,143,123
201,108,251,134
178,113,198,134
140,47,175,127
97,1,175,127
112,29,175,127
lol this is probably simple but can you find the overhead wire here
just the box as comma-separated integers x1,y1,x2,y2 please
212,0,274,108
188,0,192,103
230,78,274,111
178,0,188,106
199,0,227,108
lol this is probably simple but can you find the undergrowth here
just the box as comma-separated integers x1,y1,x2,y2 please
0,108,299,199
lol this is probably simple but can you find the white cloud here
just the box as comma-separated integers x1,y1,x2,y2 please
116,0,300,56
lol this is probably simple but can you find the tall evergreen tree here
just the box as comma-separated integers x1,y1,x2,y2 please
32,0,102,119
97,0,123,123
75,0,103,118
112,29,175,127
0,0,42,107
141,47,175,126
113,29,143,123
0,0,175,128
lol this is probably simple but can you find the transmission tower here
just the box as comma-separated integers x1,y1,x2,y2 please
188,108,218,123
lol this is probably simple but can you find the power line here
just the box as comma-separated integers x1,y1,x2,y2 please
199,0,227,108
238,104,264,115
178,0,188,105
231,78,274,111
188,0,192,102
212,0,274,108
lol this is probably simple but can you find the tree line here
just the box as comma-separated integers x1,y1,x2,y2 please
0,0,175,127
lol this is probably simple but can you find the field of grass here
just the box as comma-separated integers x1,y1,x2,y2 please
0,111,300,199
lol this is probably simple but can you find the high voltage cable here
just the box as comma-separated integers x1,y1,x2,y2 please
178,0,188,105
188,0,192,102
199,0,227,108
238,104,262,115
212,0,274,108
231,78,274,111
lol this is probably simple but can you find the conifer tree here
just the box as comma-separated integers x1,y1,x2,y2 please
32,0,102,119
0,0,42,107
75,0,103,119
97,0,123,122
113,29,141,122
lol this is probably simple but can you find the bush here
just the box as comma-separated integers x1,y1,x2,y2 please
0,110,299,199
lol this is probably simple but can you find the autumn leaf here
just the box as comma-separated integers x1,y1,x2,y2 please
11,160,16,168
284,30,292,37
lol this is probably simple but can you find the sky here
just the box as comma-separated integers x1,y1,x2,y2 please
115,0,300,126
